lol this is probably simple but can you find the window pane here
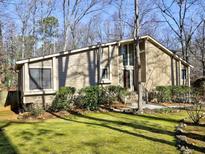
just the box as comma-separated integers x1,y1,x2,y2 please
42,69,51,89
29,68,41,90
29,68,52,90
129,44,134,66
121,45,128,65
102,68,108,79
182,69,186,80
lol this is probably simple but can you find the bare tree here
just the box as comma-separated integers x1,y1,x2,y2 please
62,0,106,50
157,0,205,61
190,20,205,76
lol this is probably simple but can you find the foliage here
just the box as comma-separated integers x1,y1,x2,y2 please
150,86,192,103
77,85,129,110
78,86,105,110
38,16,59,39
105,85,130,104
30,107,44,117
50,87,76,112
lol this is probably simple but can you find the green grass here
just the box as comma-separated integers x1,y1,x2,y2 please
0,110,189,154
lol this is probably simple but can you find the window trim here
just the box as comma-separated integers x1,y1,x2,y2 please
182,68,187,80
29,67,52,90
121,43,134,66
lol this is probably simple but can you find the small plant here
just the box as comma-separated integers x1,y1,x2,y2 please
106,85,129,105
187,98,204,125
50,87,76,112
30,107,44,117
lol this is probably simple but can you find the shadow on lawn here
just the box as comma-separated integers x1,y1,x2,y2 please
49,112,176,147
0,122,18,154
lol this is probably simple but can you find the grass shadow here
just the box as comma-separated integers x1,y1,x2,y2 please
49,112,176,147
0,122,18,154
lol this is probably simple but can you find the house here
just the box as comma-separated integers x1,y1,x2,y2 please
15,35,192,108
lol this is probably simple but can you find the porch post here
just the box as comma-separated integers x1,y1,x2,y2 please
187,66,191,87
109,45,112,81
24,62,29,92
178,61,181,85
52,57,58,91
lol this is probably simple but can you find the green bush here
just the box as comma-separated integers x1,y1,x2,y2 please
106,85,129,104
78,86,105,110
77,85,129,110
156,86,172,102
50,87,76,112
153,86,191,103
31,107,44,117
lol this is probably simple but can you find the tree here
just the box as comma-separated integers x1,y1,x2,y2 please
157,0,205,61
134,0,143,113
62,0,105,50
38,16,59,55
191,20,205,76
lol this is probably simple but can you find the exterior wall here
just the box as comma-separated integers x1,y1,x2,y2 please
144,40,172,91
57,50,97,89
110,45,120,85
24,95,55,108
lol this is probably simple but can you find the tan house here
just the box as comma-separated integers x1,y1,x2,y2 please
15,36,192,108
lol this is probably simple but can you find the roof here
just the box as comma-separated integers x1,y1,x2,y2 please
15,35,192,70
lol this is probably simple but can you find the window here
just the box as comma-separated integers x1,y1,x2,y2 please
120,45,128,65
182,68,187,80
101,68,109,79
129,44,134,66
29,68,52,90
120,44,134,66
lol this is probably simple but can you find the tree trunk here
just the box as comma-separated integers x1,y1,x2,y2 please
134,0,143,113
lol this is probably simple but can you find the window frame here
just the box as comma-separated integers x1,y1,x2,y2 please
101,67,109,80
182,68,187,80
29,67,52,90
121,43,134,66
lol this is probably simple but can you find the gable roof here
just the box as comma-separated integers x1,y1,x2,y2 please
15,35,192,70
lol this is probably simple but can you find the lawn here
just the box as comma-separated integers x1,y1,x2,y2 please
0,108,189,154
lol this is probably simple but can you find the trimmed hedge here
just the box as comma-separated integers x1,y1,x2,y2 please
150,86,192,103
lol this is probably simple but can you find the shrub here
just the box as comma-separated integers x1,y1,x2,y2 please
156,86,172,102
30,107,44,117
106,85,129,104
50,87,76,112
78,86,105,110
151,86,192,103
77,85,129,110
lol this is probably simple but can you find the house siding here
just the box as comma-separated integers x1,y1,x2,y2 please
144,40,172,91
57,50,97,89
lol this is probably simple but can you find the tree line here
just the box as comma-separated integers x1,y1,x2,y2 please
0,0,204,88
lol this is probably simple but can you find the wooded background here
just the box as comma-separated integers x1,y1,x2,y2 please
0,0,204,88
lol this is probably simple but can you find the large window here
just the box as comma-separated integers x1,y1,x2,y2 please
120,44,134,66
29,68,52,90
182,68,187,80
121,45,128,65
